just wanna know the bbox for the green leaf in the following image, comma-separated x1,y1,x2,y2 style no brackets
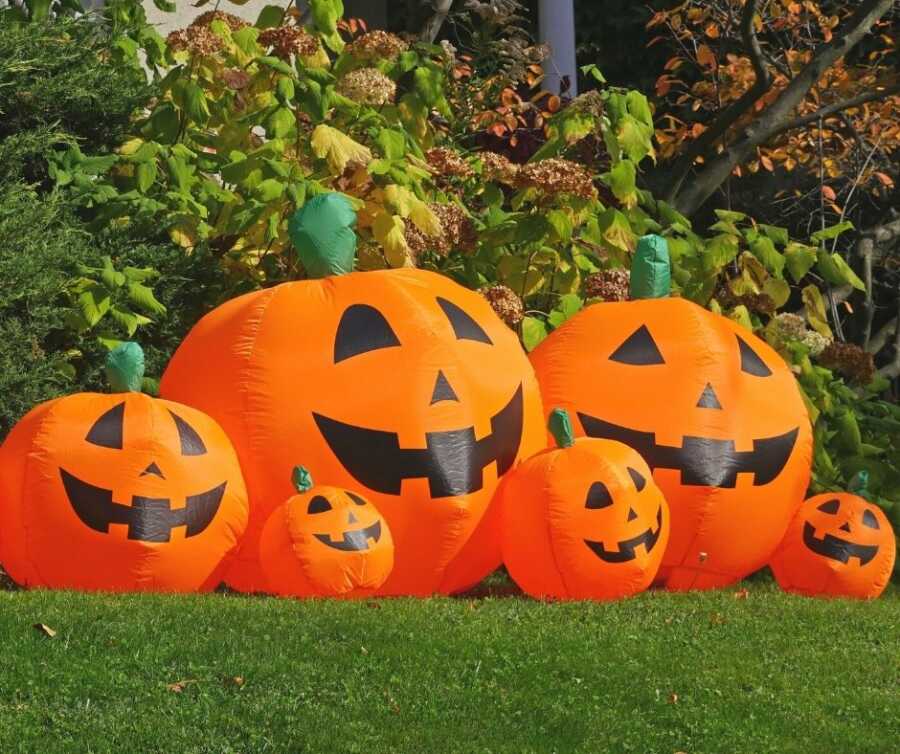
256,4,286,28
257,56,296,77
276,76,295,103
702,234,739,273
376,129,407,160
28,0,52,21
580,64,606,84
759,224,789,246
625,90,653,128
802,284,832,338
616,114,654,163
100,257,125,289
816,250,865,291
749,236,785,277
127,283,167,316
548,294,583,328
265,107,295,139
546,210,573,244
254,178,286,202
810,221,854,244
77,284,111,328
714,209,747,223
604,159,637,208
522,316,548,352
515,214,551,245
728,304,753,332
136,160,157,193
413,66,443,108
152,0,176,10
173,80,210,125
597,208,636,252
763,277,791,308
784,242,818,282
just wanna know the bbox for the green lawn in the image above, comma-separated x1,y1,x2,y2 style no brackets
0,575,897,754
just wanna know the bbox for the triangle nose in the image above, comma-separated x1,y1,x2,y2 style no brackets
696,383,722,409
140,461,165,479
348,511,358,525
430,370,459,404
627,507,638,522
839,522,851,532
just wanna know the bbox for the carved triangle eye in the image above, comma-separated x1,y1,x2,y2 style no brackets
585,481,613,509
169,411,207,456
86,403,125,449
817,499,840,514
738,335,772,376
609,325,665,365
437,297,493,344
334,304,401,363
627,467,646,491
862,509,880,530
307,495,332,514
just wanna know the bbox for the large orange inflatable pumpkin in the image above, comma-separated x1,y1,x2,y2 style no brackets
529,236,813,591
0,344,248,592
259,466,394,597
501,408,669,600
770,491,895,599
161,195,544,595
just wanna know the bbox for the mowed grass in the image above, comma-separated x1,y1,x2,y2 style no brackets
0,575,897,754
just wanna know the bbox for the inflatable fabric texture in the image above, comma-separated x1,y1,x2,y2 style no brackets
259,471,394,597
0,392,249,592
161,268,545,595
288,193,357,278
629,234,671,300
770,493,895,599
501,409,670,600
529,296,813,591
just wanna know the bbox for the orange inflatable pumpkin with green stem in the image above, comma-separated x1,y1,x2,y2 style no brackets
530,235,813,591
259,465,394,597
0,343,249,592
161,193,545,595
501,408,670,600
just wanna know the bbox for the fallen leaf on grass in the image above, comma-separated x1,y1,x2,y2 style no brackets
33,623,56,638
709,612,726,625
668,692,679,704
223,676,245,689
733,588,749,600
166,679,198,693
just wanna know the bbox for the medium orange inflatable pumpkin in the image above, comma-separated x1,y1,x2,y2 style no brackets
530,236,812,591
770,491,895,599
161,197,544,595
0,344,248,592
259,466,393,597
501,409,670,600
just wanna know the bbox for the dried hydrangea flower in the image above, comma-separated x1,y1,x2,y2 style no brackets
258,26,319,60
481,284,524,327
515,158,596,199
166,26,224,56
480,151,519,184
221,68,251,90
336,68,397,106
584,268,630,302
345,30,408,62
426,148,474,179
430,202,477,253
190,10,249,32
818,341,875,384
771,312,808,340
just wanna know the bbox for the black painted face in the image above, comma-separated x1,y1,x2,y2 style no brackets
579,327,798,488
59,403,226,543
802,498,881,565
307,492,384,551
582,468,665,563
314,297,524,498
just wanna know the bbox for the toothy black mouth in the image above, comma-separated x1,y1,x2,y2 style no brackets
584,507,664,563
578,413,799,488
802,522,878,565
313,384,524,498
60,469,225,543
314,520,383,551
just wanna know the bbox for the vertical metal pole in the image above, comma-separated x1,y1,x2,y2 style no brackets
538,0,578,96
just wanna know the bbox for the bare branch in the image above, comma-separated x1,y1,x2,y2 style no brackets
774,83,900,136
876,289,900,379
868,315,897,355
420,0,454,43
671,0,896,216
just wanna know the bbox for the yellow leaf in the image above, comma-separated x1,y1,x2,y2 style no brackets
373,212,413,268
169,222,198,249
383,185,442,236
118,138,144,156
310,124,372,174
802,284,833,338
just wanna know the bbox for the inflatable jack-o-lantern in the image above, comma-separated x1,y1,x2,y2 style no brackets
0,344,248,592
770,487,895,599
260,466,394,597
530,236,813,591
161,194,545,595
501,408,670,600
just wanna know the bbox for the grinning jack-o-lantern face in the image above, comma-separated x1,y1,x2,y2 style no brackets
530,296,812,591
770,493,896,599
501,410,671,600
0,392,248,592
162,269,545,595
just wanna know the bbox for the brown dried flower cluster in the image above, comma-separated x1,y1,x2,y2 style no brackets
584,268,630,302
818,341,876,385
258,26,319,60
480,151,519,184
166,26,224,56
426,148,474,179
431,203,477,253
569,90,605,119
336,68,397,106
345,31,408,62
515,158,596,199
719,289,776,316
191,10,249,32
481,285,524,328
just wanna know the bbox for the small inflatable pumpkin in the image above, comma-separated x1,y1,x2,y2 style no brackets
530,236,812,591
770,488,895,599
501,408,670,600
161,194,545,595
259,466,394,597
0,344,248,592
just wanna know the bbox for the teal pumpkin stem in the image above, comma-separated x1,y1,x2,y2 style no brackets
548,408,575,449
292,465,314,494
288,192,358,279
848,470,870,499
630,233,671,300
105,342,145,393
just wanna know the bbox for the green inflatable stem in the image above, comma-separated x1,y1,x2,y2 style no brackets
848,470,870,499
292,465,314,494
630,234,671,300
288,192,358,279
549,408,575,449
105,342,145,393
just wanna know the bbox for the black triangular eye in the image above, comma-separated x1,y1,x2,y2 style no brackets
307,495,332,514
346,492,367,507
169,411,207,456
627,467,646,491
817,499,840,514
436,297,492,344
609,325,664,365
334,304,401,363
585,481,613,509
738,335,772,376
86,402,125,449
862,509,880,530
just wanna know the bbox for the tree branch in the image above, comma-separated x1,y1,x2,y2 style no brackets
661,0,771,202
774,83,900,136
420,0,454,43
670,0,896,217
876,287,900,379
